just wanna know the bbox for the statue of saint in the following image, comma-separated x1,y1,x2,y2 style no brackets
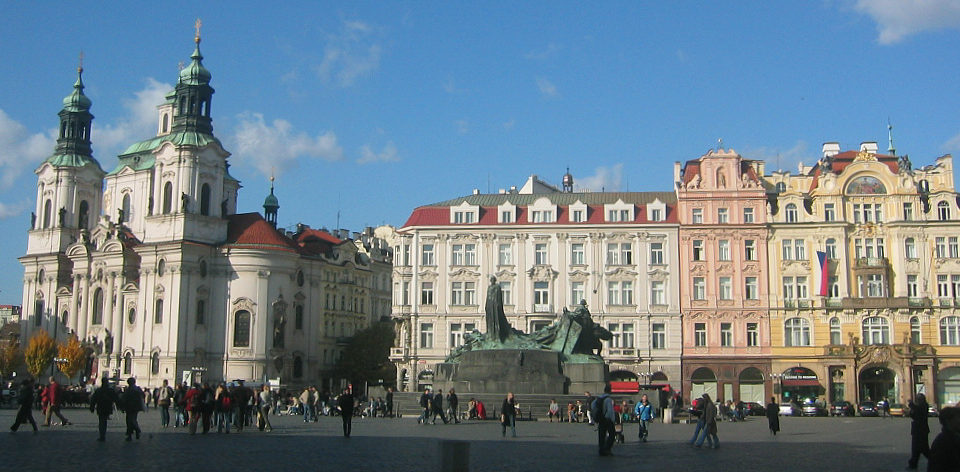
58,207,67,227
484,276,511,344
272,299,287,348
104,329,114,353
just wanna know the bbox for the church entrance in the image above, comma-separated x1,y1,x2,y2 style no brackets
859,366,897,403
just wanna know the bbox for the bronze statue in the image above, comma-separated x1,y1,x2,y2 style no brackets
484,276,511,343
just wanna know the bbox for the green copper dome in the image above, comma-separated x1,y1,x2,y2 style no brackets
62,69,92,112
179,44,211,86
264,188,279,209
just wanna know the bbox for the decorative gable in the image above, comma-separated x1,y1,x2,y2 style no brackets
604,199,634,222
450,201,479,224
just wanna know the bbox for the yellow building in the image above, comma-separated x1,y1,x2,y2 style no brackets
766,140,960,408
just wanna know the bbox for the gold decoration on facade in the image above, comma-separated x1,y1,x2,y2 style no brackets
854,150,877,162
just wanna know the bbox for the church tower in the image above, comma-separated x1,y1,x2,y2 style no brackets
264,176,279,228
22,62,105,333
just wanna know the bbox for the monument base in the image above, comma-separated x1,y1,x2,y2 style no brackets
434,350,567,394
564,362,609,395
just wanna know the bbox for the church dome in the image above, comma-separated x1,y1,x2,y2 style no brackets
179,44,211,86
62,69,92,112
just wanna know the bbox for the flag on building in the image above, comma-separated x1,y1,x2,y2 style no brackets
816,251,829,296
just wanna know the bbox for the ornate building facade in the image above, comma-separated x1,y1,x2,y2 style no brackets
385,174,683,392
765,141,960,407
675,149,772,404
19,34,391,389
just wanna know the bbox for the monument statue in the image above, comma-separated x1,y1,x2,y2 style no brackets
484,276,512,343
534,300,613,357
104,329,114,354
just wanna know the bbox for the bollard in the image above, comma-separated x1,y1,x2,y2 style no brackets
439,439,470,472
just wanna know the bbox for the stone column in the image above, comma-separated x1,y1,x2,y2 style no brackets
111,276,123,356
78,275,90,340
104,273,115,338
69,275,80,333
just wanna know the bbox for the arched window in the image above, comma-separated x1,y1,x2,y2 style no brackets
785,203,798,223
33,298,44,327
60,310,68,325
784,317,811,347
904,238,917,259
938,201,951,221
829,317,841,345
179,96,186,114
42,199,52,228
161,114,169,133
941,316,960,346
157,259,165,276
775,182,786,193
199,260,207,278
233,310,251,347
200,183,211,216
825,238,837,259
92,287,104,325
910,316,922,344
295,304,304,330
196,299,205,326
121,194,131,223
127,307,136,325
862,316,890,345
154,298,163,324
162,182,173,214
78,200,89,229
151,352,160,375
293,356,303,378
123,352,132,375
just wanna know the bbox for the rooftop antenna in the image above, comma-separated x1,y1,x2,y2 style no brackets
336,193,341,230
887,119,896,156
776,153,782,172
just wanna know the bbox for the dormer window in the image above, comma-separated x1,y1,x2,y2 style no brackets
785,203,798,223
569,200,588,223
454,211,474,223
450,201,479,224
604,199,634,222
647,198,666,222
498,201,516,224
528,197,557,223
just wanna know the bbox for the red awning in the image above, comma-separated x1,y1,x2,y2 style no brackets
782,379,820,387
610,381,639,393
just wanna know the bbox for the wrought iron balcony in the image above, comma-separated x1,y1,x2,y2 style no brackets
854,257,889,269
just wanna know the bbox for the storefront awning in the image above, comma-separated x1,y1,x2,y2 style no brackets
610,381,639,393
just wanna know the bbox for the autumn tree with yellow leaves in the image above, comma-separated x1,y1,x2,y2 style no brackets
24,329,57,379
0,342,22,379
57,334,87,381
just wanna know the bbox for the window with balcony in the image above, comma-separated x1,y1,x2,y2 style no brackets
938,201,950,221
607,281,634,305
693,240,704,261
745,239,757,261
420,282,434,305
652,323,666,349
830,317,841,345
693,277,706,300
498,243,512,265
825,238,838,260
420,323,434,348
718,208,729,224
910,316,921,344
785,317,811,346
747,322,759,347
903,202,913,221
719,277,733,300
606,243,633,265
745,277,758,300
783,276,808,301
421,244,435,266
828,277,840,298
500,281,512,305
692,208,703,224
785,204,798,222
571,281,585,305
941,316,960,345
533,281,550,311
862,316,889,345
795,239,806,260
534,243,548,265
720,323,733,347
694,323,707,347
650,281,665,305
853,203,883,223
743,207,755,223
904,238,917,259
824,203,836,222
858,274,885,298
571,243,585,265
649,242,664,265
718,240,730,261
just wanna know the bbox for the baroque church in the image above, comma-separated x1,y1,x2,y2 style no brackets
19,31,392,389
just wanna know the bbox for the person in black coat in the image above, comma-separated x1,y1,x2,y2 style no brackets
927,406,960,472
766,396,780,436
337,388,355,437
90,377,121,441
432,391,448,424
9,378,38,433
385,387,394,418
120,377,144,441
447,388,460,423
907,394,930,469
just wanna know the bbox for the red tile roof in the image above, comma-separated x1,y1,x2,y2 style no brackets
402,202,677,228
809,151,899,192
295,228,342,256
225,213,300,253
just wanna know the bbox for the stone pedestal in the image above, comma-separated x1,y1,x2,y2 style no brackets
564,362,609,395
434,350,567,394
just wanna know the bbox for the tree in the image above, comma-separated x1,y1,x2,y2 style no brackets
0,342,23,379
24,329,56,379
334,322,396,388
57,334,87,381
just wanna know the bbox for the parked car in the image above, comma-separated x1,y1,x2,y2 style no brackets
802,403,828,417
831,401,855,417
744,402,766,416
779,403,801,416
888,403,906,417
928,405,939,417
858,401,879,417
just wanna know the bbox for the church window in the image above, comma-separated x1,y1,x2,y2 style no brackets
200,183,211,216
196,299,205,326
295,305,304,330
161,114,169,133
127,307,136,325
43,199,52,228
154,298,163,324
233,310,251,347
157,259,165,276
123,352,132,375
162,182,173,214
92,288,104,325
78,200,89,229
293,356,303,378
121,194,131,223
151,352,160,375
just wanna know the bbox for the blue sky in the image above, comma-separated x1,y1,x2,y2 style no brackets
2,0,960,304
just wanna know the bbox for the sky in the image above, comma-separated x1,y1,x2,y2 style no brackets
2,0,960,305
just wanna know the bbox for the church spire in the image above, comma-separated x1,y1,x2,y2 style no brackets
264,175,280,228
51,54,95,164
172,19,215,135
887,120,896,156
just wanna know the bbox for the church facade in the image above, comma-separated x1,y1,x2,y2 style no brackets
19,34,391,389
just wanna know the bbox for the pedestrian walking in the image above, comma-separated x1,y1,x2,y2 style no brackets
694,393,719,449
89,377,121,441
417,387,431,424
173,382,187,427
928,406,960,472
300,387,313,423
200,382,215,433
500,392,518,438
257,385,273,432
9,378,38,434
447,388,460,423
688,396,705,445
120,377,144,441
157,379,174,428
432,390,448,424
185,383,202,435
593,384,616,455
906,394,930,469
337,387,354,437
42,377,71,426
385,387,394,418
635,394,655,442
215,382,232,433
766,396,780,436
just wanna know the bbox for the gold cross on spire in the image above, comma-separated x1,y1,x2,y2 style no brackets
78,50,84,73
195,18,202,43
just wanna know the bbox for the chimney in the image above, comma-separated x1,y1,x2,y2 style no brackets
472,188,480,195
860,142,878,153
822,142,840,158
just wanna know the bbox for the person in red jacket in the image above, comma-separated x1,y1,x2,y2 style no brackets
184,383,202,435
42,377,71,426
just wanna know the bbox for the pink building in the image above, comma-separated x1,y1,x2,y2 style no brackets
675,149,772,405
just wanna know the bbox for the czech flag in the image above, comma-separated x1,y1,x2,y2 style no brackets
816,251,829,296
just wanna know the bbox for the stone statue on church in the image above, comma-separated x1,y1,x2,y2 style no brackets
104,329,113,354
31,212,36,229
484,276,511,344
273,300,287,349
58,207,67,227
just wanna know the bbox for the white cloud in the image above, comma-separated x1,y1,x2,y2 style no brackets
0,109,55,188
575,164,624,192
0,200,32,220
536,77,559,98
943,130,960,153
854,0,960,44
455,119,469,135
231,112,343,176
357,141,398,164
95,78,172,156
316,20,383,87
525,42,561,61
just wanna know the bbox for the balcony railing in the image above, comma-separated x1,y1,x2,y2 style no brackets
824,298,843,308
533,304,553,313
854,257,888,269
